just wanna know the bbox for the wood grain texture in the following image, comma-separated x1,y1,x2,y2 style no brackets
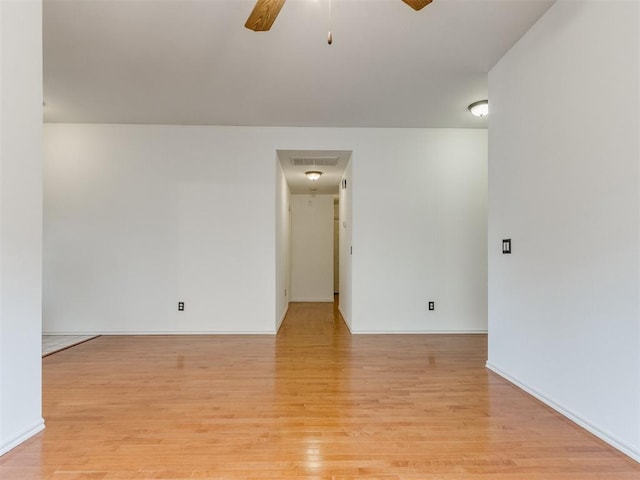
401,0,433,11
245,0,286,31
2,300,639,479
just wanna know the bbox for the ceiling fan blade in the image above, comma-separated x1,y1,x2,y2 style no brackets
401,0,433,11
245,0,286,31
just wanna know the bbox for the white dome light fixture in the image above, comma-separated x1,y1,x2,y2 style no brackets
305,171,323,181
468,100,489,118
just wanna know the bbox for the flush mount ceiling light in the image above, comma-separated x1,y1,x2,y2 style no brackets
305,171,323,181
468,100,489,118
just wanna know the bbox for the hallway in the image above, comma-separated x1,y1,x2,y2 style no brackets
1,302,638,479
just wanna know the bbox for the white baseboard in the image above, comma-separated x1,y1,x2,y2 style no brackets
486,362,640,463
276,304,289,332
333,308,481,336
44,330,277,335
338,306,352,333
0,418,45,457
351,330,488,334
43,331,102,336
44,328,486,336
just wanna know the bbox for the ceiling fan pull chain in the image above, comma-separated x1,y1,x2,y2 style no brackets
328,0,333,45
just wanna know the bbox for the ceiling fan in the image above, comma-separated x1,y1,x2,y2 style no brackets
245,0,433,32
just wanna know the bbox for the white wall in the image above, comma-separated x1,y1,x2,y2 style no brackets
44,125,487,334
0,0,44,455
44,125,277,334
339,158,353,328
290,194,334,302
351,130,488,333
488,0,640,461
333,199,339,294
275,160,290,328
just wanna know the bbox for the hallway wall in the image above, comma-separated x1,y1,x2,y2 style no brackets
275,160,291,329
338,159,353,328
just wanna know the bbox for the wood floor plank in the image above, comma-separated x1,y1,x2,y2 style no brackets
1,300,639,479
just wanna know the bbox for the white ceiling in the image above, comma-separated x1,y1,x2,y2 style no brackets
43,0,554,128
278,149,352,194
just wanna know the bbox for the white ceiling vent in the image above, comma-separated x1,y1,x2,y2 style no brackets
291,157,339,167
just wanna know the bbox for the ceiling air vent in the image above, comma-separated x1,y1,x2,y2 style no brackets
291,157,339,167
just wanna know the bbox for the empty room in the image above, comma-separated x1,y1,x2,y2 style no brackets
1,0,640,478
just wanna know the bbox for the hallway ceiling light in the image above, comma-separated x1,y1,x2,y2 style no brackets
305,171,323,181
468,100,489,118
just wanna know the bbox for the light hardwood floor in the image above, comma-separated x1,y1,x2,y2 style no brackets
2,301,640,479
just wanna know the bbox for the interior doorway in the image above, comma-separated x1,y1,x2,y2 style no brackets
275,149,352,330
